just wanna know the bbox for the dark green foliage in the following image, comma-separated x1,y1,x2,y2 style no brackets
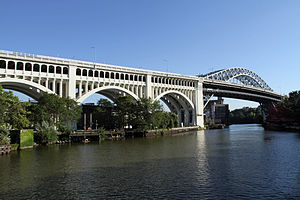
229,107,263,124
94,96,178,132
35,121,58,144
29,93,82,131
0,85,30,144
282,90,300,122
0,86,29,130
95,99,116,130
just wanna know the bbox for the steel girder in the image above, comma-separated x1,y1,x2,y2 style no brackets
202,67,272,91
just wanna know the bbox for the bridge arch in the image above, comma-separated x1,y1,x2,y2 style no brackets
154,90,194,110
0,78,54,100
154,90,195,126
203,67,272,91
77,85,139,104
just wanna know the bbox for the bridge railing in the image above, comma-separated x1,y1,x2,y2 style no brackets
0,50,199,80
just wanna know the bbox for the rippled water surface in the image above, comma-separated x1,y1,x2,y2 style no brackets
1,124,300,199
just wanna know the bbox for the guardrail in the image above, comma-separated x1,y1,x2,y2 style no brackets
0,50,197,79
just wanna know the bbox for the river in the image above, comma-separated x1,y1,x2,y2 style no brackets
1,124,300,199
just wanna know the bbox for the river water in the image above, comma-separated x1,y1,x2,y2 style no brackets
1,124,300,199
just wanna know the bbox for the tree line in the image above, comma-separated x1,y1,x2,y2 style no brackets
0,86,82,145
229,106,263,124
229,90,300,124
277,90,300,122
94,96,178,133
0,85,178,145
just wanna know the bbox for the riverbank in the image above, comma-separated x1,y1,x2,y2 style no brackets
69,126,200,142
145,126,199,137
263,122,300,132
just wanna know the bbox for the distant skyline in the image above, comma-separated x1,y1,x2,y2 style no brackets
1,0,299,110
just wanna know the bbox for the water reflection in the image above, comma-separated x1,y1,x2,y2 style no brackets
1,124,300,199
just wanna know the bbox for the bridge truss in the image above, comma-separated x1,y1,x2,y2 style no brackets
201,67,272,91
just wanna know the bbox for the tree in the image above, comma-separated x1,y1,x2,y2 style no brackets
114,96,135,129
30,93,82,130
0,86,30,130
35,121,58,144
0,86,30,144
93,96,179,133
133,98,163,131
229,106,263,124
282,90,300,122
95,99,115,129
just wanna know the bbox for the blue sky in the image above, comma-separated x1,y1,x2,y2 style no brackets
1,0,299,110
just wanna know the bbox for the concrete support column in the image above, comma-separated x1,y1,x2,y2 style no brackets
67,66,76,99
79,81,82,98
145,74,152,99
52,79,56,94
84,113,87,130
158,87,162,97
5,60,7,73
195,79,204,128
85,82,88,94
139,86,143,98
31,62,33,75
59,80,63,97
90,113,93,129
45,79,48,89
134,86,137,96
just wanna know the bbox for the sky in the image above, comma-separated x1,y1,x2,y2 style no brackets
1,0,299,110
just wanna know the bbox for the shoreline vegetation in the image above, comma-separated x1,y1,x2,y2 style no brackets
0,85,186,151
228,90,300,132
1,86,299,153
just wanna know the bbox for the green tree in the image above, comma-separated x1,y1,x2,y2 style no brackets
114,96,135,129
133,98,163,131
95,98,115,129
93,96,179,133
35,121,58,144
229,106,263,124
0,86,30,130
30,93,82,130
0,86,30,144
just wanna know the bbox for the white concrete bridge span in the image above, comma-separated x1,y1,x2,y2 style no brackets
0,50,283,128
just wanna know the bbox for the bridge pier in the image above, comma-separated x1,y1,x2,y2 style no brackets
67,65,76,99
195,81,204,128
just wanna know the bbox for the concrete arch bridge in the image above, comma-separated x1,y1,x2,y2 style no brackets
0,50,282,127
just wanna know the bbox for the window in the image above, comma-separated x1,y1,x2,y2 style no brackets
33,64,40,72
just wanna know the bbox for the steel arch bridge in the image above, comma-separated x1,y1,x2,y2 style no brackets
201,67,272,91
0,50,283,128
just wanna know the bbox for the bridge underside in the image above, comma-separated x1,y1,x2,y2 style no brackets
158,93,194,126
203,83,282,103
86,90,195,127
0,80,54,100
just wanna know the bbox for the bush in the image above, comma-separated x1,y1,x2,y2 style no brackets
0,134,10,145
58,126,72,141
97,127,106,139
35,121,58,144
0,124,11,145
